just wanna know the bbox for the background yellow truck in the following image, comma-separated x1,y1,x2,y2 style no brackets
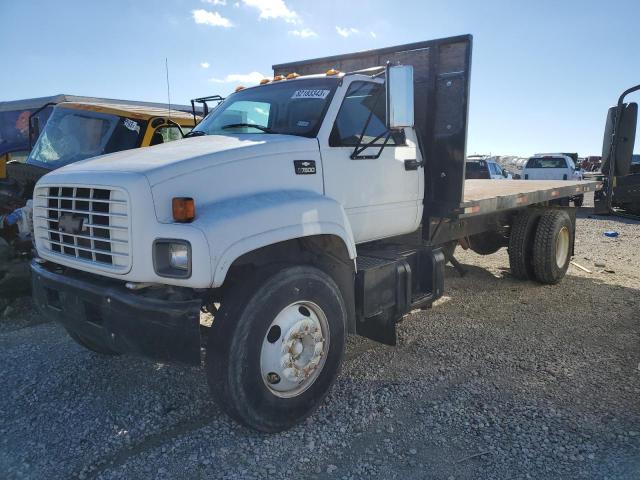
1,101,198,297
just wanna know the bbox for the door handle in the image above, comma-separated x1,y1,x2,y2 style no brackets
404,159,422,171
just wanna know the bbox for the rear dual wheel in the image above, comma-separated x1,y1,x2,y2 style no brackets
206,265,347,432
509,209,572,284
532,210,572,284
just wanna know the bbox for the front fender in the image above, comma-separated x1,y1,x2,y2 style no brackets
191,190,356,287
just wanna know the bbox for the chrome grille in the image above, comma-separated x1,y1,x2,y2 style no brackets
33,186,131,272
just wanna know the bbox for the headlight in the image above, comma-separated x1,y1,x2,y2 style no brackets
153,239,191,278
169,243,189,270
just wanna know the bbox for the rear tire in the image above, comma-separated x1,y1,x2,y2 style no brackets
532,210,572,284
65,328,120,356
508,210,539,280
206,265,347,432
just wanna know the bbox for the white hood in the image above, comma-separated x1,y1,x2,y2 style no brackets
46,134,318,186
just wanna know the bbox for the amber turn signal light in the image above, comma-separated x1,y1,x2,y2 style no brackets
286,72,299,79
172,197,195,223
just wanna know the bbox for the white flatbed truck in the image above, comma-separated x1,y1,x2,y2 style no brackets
30,35,598,431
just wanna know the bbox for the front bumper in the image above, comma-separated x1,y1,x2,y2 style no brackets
31,261,202,365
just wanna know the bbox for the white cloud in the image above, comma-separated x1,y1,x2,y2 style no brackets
289,28,317,38
242,0,298,23
201,0,227,5
336,26,359,38
192,9,233,28
370,31,377,38
210,71,266,85
200,62,210,69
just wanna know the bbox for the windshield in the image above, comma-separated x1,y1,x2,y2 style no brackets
27,107,145,169
193,78,338,138
526,157,567,169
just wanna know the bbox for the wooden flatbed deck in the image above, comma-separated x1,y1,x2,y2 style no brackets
457,179,600,217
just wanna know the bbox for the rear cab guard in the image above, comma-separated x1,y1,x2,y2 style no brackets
31,261,202,365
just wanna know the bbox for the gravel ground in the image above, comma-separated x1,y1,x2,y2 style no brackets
1,197,639,480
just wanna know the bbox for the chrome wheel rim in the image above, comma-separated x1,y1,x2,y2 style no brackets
555,226,570,268
260,301,330,398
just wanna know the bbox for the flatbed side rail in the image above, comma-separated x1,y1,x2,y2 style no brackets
451,179,600,219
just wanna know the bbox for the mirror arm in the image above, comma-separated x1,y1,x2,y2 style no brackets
350,131,391,160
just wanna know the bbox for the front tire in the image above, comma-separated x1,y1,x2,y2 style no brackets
206,265,347,432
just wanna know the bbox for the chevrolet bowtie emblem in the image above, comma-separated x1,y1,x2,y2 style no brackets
58,214,85,235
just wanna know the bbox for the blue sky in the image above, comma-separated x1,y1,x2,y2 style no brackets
1,0,638,156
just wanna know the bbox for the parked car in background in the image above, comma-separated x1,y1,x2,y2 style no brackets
465,157,512,179
522,154,584,206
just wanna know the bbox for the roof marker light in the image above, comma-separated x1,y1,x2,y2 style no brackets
235,85,245,92
286,72,300,79
326,68,340,76
273,75,285,81
260,78,271,85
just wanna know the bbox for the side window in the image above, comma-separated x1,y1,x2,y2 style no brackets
105,117,147,153
330,81,405,147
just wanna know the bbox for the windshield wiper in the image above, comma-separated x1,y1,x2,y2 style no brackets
184,130,207,138
221,123,273,133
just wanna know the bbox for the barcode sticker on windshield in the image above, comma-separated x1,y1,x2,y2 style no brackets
291,89,330,100
123,118,140,133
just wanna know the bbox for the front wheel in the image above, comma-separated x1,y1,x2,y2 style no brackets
206,265,347,432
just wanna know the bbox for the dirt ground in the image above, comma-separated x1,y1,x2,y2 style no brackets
1,197,639,479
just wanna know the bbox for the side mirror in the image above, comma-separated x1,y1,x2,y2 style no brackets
601,102,637,177
386,64,414,129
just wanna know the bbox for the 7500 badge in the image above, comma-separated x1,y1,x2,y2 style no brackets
294,160,317,175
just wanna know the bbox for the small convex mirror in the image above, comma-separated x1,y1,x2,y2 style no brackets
386,64,415,129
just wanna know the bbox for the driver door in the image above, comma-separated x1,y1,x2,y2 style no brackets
319,80,422,243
